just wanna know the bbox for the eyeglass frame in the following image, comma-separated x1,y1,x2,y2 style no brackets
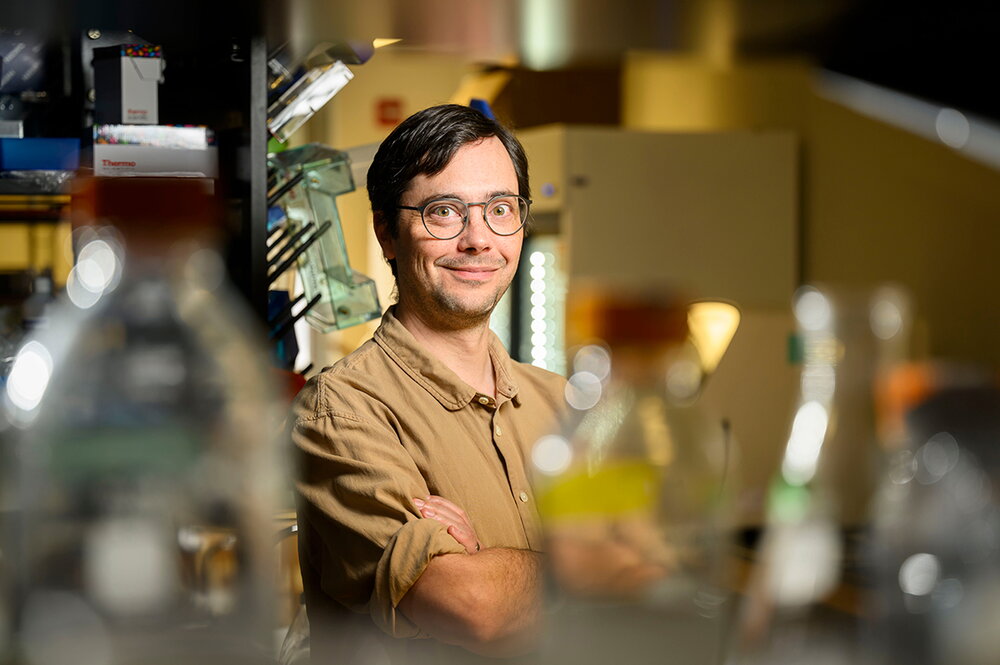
396,194,532,240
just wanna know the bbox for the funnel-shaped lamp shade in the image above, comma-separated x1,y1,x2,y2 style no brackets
688,300,741,375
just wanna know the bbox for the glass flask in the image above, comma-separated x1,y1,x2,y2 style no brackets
533,287,735,665
868,365,1000,665
1,177,283,665
730,285,911,665
267,144,380,333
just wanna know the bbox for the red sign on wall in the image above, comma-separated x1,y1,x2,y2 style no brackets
376,98,404,127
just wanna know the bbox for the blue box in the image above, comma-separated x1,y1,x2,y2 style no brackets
0,138,80,171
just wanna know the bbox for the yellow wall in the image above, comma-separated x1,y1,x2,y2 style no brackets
291,47,473,366
623,52,812,132
804,94,1000,366
623,50,1000,366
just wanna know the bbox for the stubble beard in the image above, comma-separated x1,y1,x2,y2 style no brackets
401,272,514,332
430,278,511,330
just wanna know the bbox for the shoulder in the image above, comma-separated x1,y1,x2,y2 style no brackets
293,337,394,423
509,361,566,410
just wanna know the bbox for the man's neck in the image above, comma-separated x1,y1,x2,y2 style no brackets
394,304,497,397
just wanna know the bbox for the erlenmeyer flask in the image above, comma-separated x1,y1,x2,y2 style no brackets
1,177,283,665
731,284,911,665
533,287,734,665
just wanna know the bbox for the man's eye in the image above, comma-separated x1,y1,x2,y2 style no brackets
490,203,511,217
428,204,460,218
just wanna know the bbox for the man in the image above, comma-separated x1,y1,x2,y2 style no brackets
293,104,566,664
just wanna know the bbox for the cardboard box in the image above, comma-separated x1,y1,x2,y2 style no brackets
93,44,162,125
93,125,217,177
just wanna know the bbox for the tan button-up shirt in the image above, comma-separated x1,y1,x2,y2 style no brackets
293,307,566,651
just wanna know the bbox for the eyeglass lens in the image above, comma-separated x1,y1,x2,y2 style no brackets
423,196,527,238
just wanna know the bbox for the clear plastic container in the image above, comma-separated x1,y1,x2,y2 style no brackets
1,177,284,665
268,144,381,332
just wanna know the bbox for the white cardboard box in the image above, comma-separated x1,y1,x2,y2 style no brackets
93,44,162,125
93,125,218,177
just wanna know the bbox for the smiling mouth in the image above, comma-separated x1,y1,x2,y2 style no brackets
446,266,498,280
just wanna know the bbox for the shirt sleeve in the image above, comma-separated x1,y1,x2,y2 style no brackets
293,376,466,638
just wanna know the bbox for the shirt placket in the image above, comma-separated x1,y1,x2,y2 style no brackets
474,392,543,549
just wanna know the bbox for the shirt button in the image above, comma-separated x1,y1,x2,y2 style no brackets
495,425,503,436
478,396,490,405
518,491,529,503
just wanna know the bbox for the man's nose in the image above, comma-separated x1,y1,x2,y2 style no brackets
456,204,492,251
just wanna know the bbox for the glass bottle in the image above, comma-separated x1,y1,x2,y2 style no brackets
1,177,283,665
533,287,734,665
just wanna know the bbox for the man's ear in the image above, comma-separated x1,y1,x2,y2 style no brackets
373,211,396,261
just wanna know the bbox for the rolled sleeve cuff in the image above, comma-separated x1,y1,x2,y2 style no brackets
370,517,466,638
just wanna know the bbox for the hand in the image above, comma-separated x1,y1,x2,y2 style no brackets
414,495,480,555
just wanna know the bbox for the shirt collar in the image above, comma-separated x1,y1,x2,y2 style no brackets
373,306,520,411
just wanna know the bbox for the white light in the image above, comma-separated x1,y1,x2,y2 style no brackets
936,108,971,149
781,401,829,485
530,251,545,266
573,345,611,381
531,346,547,360
75,239,120,294
75,258,105,292
531,319,548,334
918,432,961,484
870,299,903,340
794,288,832,332
666,358,702,401
530,332,547,347
530,292,546,307
521,0,571,70
65,266,102,310
532,435,573,475
530,279,546,293
565,371,602,410
800,365,836,402
531,305,547,320
6,341,53,412
899,553,940,596
532,359,548,369
530,265,546,280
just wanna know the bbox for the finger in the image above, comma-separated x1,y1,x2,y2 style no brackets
421,507,462,531
425,499,472,528
426,512,476,553
447,524,479,555
424,495,468,518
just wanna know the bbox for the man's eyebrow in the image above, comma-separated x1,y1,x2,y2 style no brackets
416,190,517,206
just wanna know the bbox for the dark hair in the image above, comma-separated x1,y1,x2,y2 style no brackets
367,104,530,276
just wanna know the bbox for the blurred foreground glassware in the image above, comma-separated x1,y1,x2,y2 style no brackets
268,144,381,332
869,363,1000,665
1,178,283,665
730,285,911,665
533,287,736,665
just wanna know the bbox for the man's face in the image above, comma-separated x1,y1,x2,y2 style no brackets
376,136,523,330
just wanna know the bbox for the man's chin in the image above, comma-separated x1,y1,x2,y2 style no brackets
434,293,502,325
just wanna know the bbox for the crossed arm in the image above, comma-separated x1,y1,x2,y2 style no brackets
397,496,543,657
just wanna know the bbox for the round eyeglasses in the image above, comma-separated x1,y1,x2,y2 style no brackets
397,194,531,240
